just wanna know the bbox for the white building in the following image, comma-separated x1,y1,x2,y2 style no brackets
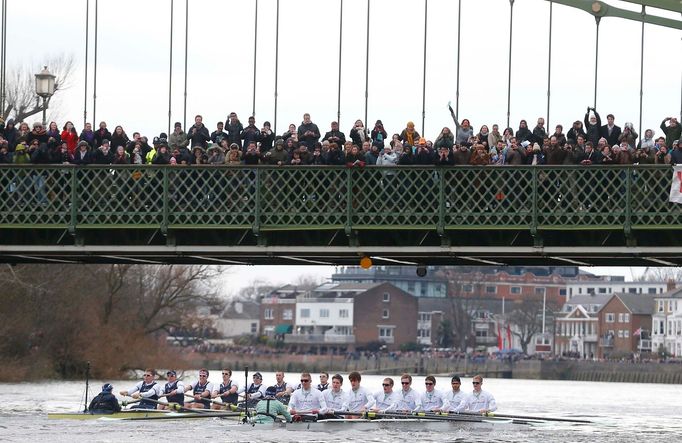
213,300,260,338
554,294,611,358
565,278,668,301
652,289,682,357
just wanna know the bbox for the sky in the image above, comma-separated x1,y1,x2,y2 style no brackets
3,0,680,294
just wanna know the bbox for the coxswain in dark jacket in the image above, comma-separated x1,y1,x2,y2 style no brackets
89,384,121,413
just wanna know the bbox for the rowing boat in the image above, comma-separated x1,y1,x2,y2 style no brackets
47,410,178,420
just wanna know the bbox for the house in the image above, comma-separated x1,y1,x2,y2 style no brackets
331,265,448,298
283,282,418,352
566,276,668,301
554,293,611,359
260,285,301,338
213,300,260,338
652,288,682,357
597,293,656,358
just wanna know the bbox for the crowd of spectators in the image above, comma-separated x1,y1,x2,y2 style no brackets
0,108,680,168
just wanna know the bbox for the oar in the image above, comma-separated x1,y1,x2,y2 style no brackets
121,398,142,408
459,411,592,424
183,393,244,409
365,410,531,425
122,396,212,414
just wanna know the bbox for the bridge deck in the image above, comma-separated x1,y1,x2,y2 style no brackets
1,164,680,266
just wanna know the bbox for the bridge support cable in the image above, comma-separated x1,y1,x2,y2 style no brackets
183,0,188,130
273,0,280,134
167,0,174,136
506,0,514,129
455,0,461,117
337,0,343,127
92,0,98,127
638,5,645,139
83,0,89,127
593,16,600,109
252,0,258,118
421,0,428,135
546,1,553,129
363,0,370,130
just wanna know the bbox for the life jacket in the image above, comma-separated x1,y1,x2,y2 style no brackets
164,380,184,405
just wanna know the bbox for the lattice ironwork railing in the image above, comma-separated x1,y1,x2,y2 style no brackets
0,165,679,231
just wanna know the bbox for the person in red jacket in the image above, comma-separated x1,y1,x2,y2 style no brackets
60,121,79,155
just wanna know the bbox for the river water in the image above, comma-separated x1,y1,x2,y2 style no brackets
1,371,680,442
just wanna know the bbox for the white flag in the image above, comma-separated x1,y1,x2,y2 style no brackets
669,166,682,204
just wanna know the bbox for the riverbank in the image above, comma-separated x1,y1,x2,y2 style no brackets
196,354,682,384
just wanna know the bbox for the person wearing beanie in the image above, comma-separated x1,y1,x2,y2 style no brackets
88,383,121,413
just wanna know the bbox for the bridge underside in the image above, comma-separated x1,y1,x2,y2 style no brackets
2,165,682,266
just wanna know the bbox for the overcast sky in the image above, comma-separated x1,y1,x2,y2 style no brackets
5,0,680,293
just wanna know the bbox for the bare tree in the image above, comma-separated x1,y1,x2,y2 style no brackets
635,267,682,285
2,54,76,122
507,295,559,354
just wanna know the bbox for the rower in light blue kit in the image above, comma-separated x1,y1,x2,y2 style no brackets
345,371,374,414
322,373,348,417
396,373,421,412
288,372,328,415
418,375,447,412
371,377,399,412
459,375,497,414
444,375,466,413
119,368,164,409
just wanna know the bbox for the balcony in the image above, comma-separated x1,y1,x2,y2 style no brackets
284,334,355,344
599,338,614,347
476,336,499,346
638,339,652,351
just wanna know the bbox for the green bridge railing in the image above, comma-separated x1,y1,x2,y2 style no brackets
0,164,680,255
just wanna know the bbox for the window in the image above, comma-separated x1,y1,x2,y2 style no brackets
648,288,657,294
628,288,637,294
383,293,391,303
618,330,624,338
535,287,546,295
382,309,390,319
301,308,310,318
407,281,415,293
419,313,431,322
618,313,624,323
339,309,349,318
250,322,258,334
420,285,427,296
587,288,595,295
598,288,607,294
623,313,630,323
418,328,431,338
475,330,488,337
283,309,293,320
624,329,630,338
511,286,521,295
264,308,274,320
320,308,330,318
462,284,473,293
658,300,664,312
378,328,394,338
485,286,497,294
560,289,567,296
578,288,582,294
605,313,615,323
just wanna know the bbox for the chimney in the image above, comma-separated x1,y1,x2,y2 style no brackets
667,279,676,292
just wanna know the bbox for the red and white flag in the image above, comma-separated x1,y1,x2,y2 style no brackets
633,328,642,336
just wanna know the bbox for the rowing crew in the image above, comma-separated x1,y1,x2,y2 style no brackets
104,368,495,417
286,372,496,416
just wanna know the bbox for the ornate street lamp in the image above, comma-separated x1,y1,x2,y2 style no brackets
34,66,56,126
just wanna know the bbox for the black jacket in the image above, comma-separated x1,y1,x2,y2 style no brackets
89,392,121,413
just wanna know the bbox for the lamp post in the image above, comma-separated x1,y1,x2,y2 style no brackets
34,66,56,126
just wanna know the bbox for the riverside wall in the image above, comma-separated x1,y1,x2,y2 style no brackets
200,354,682,384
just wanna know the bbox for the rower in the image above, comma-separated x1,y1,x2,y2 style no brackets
289,372,328,416
345,371,374,414
211,368,239,410
396,373,421,412
418,375,446,413
321,374,347,418
240,372,267,407
273,371,293,405
459,375,497,414
158,370,185,410
317,372,330,392
254,387,292,424
371,378,398,413
88,383,121,414
184,368,214,409
444,376,466,413
119,369,164,410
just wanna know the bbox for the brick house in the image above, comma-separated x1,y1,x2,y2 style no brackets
260,285,300,338
597,293,656,358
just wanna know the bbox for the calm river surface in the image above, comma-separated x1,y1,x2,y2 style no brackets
1,371,680,442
